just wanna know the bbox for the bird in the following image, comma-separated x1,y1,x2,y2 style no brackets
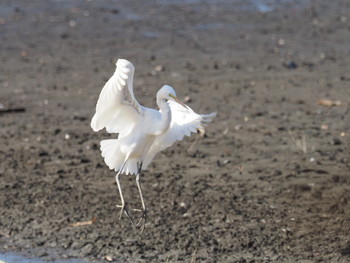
91,59,216,231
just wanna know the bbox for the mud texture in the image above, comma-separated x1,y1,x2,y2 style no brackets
0,0,350,262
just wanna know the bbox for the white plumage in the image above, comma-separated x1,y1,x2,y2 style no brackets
90,59,215,230
91,59,215,175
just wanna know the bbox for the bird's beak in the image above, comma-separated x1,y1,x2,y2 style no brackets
169,94,188,109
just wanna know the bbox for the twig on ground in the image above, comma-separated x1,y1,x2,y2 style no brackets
191,248,197,263
69,217,97,227
0,107,26,114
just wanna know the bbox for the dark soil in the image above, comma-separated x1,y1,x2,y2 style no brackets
1,0,350,262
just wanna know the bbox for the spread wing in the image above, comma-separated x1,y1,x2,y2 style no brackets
91,59,144,137
143,101,216,168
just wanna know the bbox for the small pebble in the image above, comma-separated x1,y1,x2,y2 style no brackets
222,128,229,135
321,124,328,130
184,95,191,103
284,61,298,69
278,38,285,46
234,124,242,130
222,159,230,165
105,255,113,262
69,20,76,27
154,65,164,72
331,138,342,145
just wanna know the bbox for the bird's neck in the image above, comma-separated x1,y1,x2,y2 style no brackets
155,98,172,135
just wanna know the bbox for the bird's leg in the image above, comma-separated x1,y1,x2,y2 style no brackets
115,165,135,227
135,162,147,232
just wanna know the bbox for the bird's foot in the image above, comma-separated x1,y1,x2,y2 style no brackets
116,203,135,227
136,209,147,233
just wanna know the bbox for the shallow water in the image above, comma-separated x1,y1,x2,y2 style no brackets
155,0,308,12
0,0,309,15
0,251,90,263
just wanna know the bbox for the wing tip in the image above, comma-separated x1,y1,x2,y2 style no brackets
116,59,135,71
201,111,217,123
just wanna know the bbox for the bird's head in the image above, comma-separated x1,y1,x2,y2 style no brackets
157,85,187,108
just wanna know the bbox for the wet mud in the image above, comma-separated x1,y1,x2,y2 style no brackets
0,0,350,262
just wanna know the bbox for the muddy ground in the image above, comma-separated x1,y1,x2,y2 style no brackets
0,0,350,262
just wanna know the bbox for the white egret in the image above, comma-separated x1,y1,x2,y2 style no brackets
91,59,216,231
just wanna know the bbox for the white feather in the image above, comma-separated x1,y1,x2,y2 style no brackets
91,59,216,175
142,101,216,168
90,59,144,136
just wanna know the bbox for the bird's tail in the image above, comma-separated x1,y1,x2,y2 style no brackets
100,139,139,175
100,139,123,170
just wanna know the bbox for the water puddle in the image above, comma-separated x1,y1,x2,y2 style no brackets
250,0,309,12
0,251,90,263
